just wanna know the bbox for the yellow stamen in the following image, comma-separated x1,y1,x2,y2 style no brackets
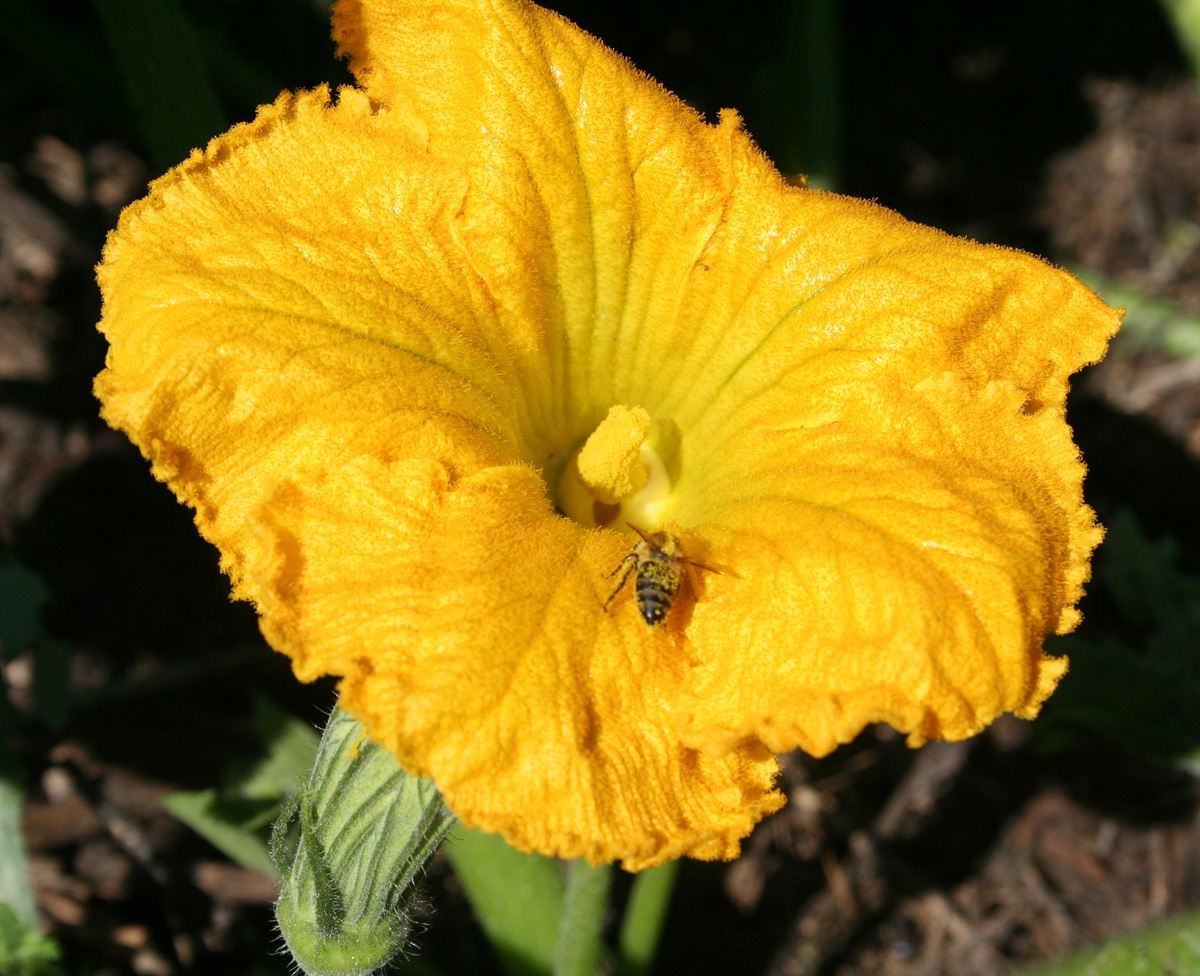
556,405,675,530
619,441,672,530
576,405,650,504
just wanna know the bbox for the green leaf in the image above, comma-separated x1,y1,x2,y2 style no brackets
1042,634,1200,758
0,778,36,929
0,0,120,110
192,23,285,109
1017,909,1200,975
32,641,71,734
90,0,225,172
0,903,63,976
1039,511,1200,762
443,827,565,976
1075,269,1200,359
1160,0,1200,85
160,789,277,877
160,698,319,877
0,561,46,663
1097,513,1200,640
0,560,73,732
773,0,842,189
237,698,320,800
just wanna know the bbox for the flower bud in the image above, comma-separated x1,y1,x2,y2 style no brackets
272,705,455,976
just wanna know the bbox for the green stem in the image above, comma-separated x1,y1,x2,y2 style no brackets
616,861,678,976
552,860,613,976
444,827,564,976
778,0,842,189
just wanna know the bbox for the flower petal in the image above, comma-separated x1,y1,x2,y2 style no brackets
95,76,782,869
248,454,782,868
331,0,762,455
673,313,1117,756
96,0,1120,870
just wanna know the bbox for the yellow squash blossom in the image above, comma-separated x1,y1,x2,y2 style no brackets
96,0,1120,870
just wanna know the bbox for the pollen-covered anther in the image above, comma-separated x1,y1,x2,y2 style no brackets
576,405,651,504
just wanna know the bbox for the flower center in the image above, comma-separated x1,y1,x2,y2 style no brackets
556,405,674,530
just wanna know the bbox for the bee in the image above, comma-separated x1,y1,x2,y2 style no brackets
603,525,717,627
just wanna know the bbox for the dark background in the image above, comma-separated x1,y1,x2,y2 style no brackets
4,1,1200,974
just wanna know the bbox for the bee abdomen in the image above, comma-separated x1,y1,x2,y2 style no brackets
635,564,681,627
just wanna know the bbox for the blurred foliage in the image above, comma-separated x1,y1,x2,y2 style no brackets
0,905,62,976
1040,511,1200,764
0,556,74,739
0,779,36,931
1078,269,1200,359
90,0,225,172
1017,906,1200,975
0,561,46,665
753,0,841,187
1161,0,1200,82
161,697,318,877
0,559,63,969
0,0,347,176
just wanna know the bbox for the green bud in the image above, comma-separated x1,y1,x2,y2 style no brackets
272,705,455,976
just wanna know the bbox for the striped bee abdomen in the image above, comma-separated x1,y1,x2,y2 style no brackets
634,560,681,626
604,527,716,628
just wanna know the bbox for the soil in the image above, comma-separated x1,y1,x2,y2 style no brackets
5,2,1200,975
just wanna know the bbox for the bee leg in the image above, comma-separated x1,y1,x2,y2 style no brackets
603,557,637,611
604,552,637,580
